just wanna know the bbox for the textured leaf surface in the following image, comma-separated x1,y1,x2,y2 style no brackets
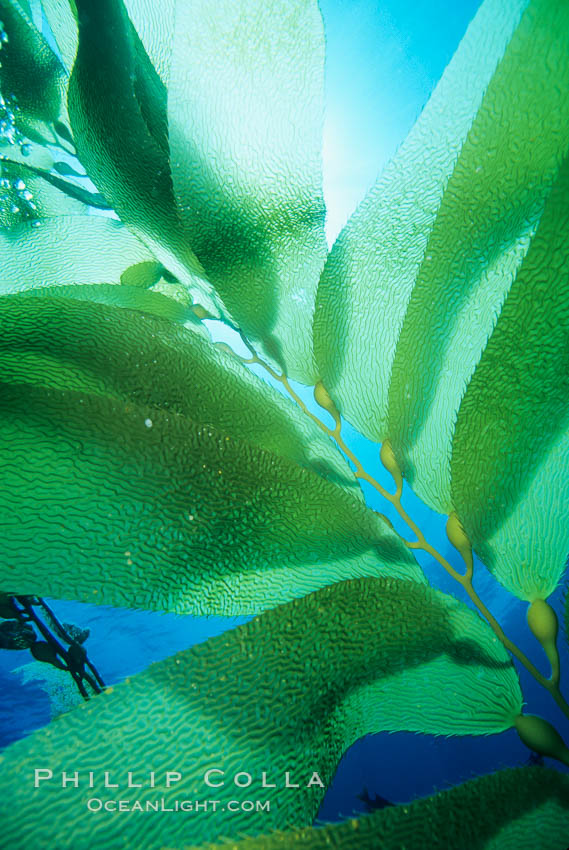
0,215,155,292
182,768,569,850
68,0,329,373
0,293,363,492
0,295,419,612
40,0,78,73
0,578,521,848
450,151,569,601
123,0,173,86
168,0,327,381
0,157,86,226
313,0,527,442
0,0,65,142
2,156,112,209
68,0,211,300
20,281,206,327
386,0,569,514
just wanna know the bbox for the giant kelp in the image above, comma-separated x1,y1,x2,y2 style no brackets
0,0,568,848
0,578,522,848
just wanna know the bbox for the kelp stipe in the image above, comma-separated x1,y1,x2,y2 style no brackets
0,0,568,848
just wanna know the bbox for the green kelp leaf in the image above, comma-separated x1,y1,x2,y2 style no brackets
385,0,569,515
13,0,31,13
465,426,569,603
0,216,157,292
11,282,204,328
0,0,65,143
450,153,569,602
0,297,419,612
0,157,87,225
181,768,569,850
168,0,327,382
52,159,83,176
40,0,78,73
16,0,40,26
123,0,174,86
0,578,521,849
67,0,212,305
2,156,112,209
0,139,54,170
0,294,366,496
313,0,528,439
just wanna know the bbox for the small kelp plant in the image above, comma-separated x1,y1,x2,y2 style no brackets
0,0,568,847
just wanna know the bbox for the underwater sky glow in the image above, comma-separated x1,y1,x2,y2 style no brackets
321,0,483,244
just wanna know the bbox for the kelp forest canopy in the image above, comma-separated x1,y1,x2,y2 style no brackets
0,0,568,848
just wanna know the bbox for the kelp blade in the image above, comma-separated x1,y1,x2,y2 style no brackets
18,281,205,327
0,295,420,613
168,0,327,381
385,0,569,515
0,0,65,143
0,157,203,318
450,150,569,601
0,157,88,226
39,0,78,73
313,0,527,442
0,293,362,495
68,0,328,380
179,768,569,850
0,216,156,291
68,0,211,301
464,426,569,602
0,167,208,322
123,0,173,86
0,578,522,848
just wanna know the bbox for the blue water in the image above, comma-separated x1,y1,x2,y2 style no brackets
320,0,483,244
